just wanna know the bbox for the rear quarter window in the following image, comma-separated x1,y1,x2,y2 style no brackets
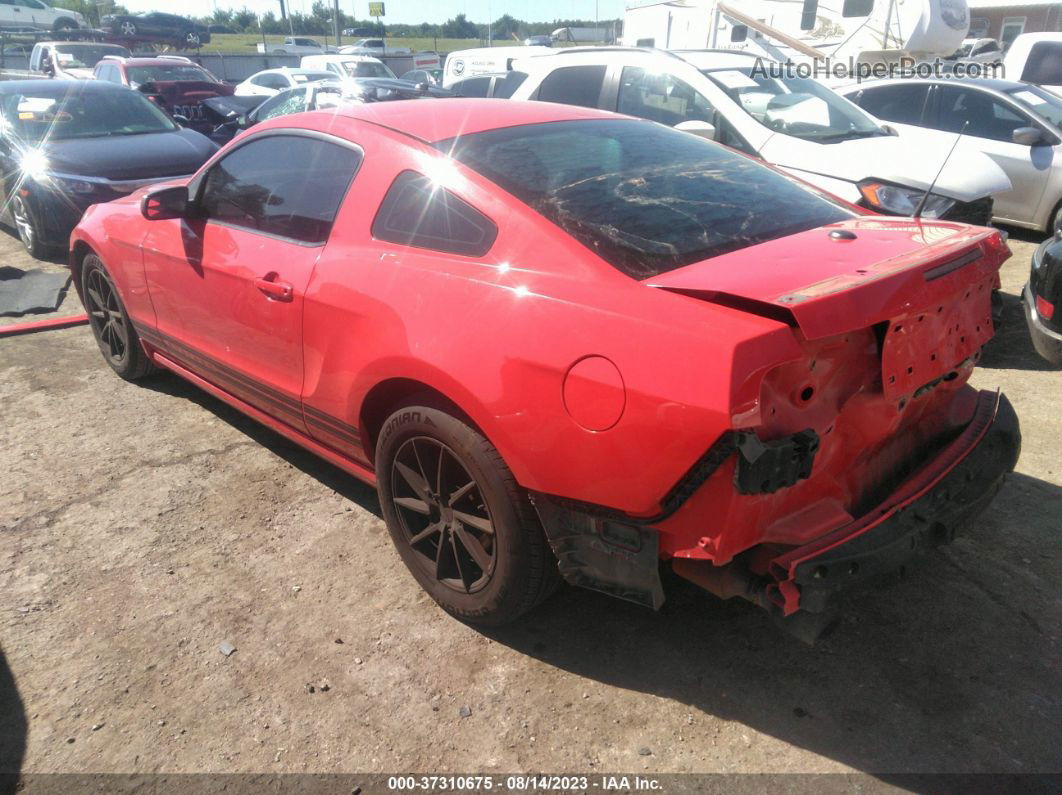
372,171,498,257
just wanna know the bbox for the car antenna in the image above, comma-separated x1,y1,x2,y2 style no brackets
914,121,969,219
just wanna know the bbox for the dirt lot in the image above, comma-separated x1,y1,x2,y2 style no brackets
0,225,1059,784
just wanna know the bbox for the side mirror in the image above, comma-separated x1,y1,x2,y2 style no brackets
881,124,900,136
675,119,718,141
730,25,748,43
141,185,189,221
237,113,252,129
172,114,190,127
1013,126,1045,146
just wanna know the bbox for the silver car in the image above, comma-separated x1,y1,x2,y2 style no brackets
843,77,1062,232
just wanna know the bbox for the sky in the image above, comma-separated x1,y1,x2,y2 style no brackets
121,1,627,26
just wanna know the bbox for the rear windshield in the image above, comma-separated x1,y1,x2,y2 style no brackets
53,44,129,68
440,119,853,280
128,65,218,86
340,61,395,79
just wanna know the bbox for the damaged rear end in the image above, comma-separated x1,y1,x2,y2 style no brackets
654,217,1020,637
539,218,1020,641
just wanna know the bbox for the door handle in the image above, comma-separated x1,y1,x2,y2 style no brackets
254,274,294,302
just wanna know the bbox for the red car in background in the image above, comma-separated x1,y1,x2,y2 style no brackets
92,55,234,136
69,100,1020,640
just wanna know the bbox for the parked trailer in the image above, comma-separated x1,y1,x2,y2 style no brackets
623,0,972,63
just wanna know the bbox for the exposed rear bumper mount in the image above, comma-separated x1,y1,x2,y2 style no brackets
766,390,1021,616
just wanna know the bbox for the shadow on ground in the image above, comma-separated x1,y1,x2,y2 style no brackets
140,373,382,517
0,648,26,792
139,367,1062,775
479,469,1062,775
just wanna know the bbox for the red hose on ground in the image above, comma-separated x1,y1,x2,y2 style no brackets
0,313,89,337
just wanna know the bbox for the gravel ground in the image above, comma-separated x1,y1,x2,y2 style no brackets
0,224,1059,783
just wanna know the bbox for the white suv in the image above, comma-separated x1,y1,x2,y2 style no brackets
508,48,1010,223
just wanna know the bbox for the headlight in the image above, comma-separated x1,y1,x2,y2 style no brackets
53,176,97,194
19,149,50,181
858,180,956,219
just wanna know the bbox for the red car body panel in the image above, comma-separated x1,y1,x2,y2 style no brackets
69,100,1017,620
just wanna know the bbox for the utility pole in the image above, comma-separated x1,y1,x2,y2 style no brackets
333,0,340,47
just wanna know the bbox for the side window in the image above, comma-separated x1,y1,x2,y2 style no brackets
938,86,1032,142
254,86,308,121
535,65,606,109
494,71,527,99
199,135,361,245
1022,41,1062,86
855,84,931,126
618,66,716,126
453,76,492,97
372,170,498,257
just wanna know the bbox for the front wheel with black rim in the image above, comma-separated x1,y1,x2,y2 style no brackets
81,254,155,381
11,195,47,260
376,404,561,626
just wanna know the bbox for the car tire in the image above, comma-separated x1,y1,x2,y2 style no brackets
120,21,137,37
53,18,76,32
10,194,48,260
184,31,201,48
376,403,561,626
81,254,156,381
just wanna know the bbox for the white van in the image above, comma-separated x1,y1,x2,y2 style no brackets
300,54,396,80
442,46,551,87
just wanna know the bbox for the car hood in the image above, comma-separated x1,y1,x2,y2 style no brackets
648,216,1007,343
759,126,1012,201
43,128,217,180
138,80,235,107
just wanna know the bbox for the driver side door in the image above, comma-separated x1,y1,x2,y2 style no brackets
140,132,363,429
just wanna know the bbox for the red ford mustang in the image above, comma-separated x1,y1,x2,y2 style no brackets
70,99,1020,639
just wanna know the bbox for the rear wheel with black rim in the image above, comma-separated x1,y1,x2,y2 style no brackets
376,404,561,625
81,254,156,381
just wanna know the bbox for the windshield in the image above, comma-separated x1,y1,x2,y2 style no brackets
1,88,178,142
53,44,129,69
340,61,396,79
442,119,853,280
1005,84,1062,127
128,65,218,86
703,67,885,142
294,72,334,83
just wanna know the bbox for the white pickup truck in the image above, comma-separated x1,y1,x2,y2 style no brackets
257,37,336,56
339,38,410,56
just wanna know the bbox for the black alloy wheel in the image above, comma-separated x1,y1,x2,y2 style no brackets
391,436,498,594
81,254,155,380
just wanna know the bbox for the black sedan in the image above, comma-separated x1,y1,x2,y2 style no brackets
100,12,210,49
0,81,217,258
1026,228,1062,366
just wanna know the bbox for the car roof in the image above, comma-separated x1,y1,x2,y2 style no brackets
840,76,1029,93
0,79,131,96
122,57,206,67
673,49,766,69
286,97,633,143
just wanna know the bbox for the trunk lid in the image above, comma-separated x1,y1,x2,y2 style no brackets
649,217,1009,400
